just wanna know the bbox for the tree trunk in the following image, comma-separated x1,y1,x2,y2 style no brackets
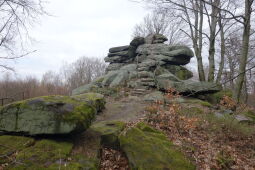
197,0,206,81
234,0,252,102
208,0,220,82
216,16,225,84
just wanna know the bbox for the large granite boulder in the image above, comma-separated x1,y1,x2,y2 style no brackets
157,79,222,95
0,93,105,135
137,44,194,65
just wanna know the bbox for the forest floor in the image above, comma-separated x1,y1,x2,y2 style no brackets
95,90,255,170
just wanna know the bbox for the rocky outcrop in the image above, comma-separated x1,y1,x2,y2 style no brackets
0,93,105,135
72,34,221,96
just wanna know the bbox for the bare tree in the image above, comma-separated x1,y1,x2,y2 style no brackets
132,9,189,45
0,0,46,71
234,0,254,102
62,56,107,91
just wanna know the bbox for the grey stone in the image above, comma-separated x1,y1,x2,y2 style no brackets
145,34,168,44
164,65,193,80
154,66,171,76
214,110,233,118
144,91,164,102
104,56,127,63
120,64,137,72
109,45,129,53
156,73,181,82
109,70,129,87
137,44,194,65
138,59,157,68
156,79,221,94
0,93,105,135
138,71,154,78
106,63,124,72
235,115,252,122
130,37,145,47
102,71,119,87
72,83,97,95
108,51,129,57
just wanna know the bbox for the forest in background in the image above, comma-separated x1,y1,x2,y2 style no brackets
0,0,255,107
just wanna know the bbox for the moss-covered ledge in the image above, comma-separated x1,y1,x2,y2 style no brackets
0,93,105,135
119,122,195,170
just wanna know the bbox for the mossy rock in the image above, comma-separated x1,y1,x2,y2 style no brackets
72,93,105,112
204,89,233,104
0,135,35,164
90,121,125,149
14,139,73,169
0,135,99,170
119,122,195,170
165,65,193,80
0,93,105,135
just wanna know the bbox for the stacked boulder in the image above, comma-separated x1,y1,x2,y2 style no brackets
72,34,221,96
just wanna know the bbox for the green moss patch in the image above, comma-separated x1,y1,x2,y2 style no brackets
72,93,105,112
0,93,105,135
90,121,125,149
206,89,233,104
0,135,96,169
119,122,195,170
0,135,35,164
15,139,73,169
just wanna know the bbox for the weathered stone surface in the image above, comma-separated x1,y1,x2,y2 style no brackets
165,65,193,80
130,37,145,47
104,56,127,63
145,34,168,44
109,45,129,53
119,122,195,170
138,71,154,78
144,91,164,102
109,70,129,87
90,121,125,149
157,80,221,94
156,73,181,82
75,34,220,98
106,63,124,72
71,76,106,95
102,71,120,87
138,59,157,68
120,64,137,72
0,93,105,135
108,51,129,57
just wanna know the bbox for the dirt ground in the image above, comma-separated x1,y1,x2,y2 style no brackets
95,96,148,122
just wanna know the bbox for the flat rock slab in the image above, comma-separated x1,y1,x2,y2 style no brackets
0,93,105,135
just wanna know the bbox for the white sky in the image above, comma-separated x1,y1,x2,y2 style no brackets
5,0,149,78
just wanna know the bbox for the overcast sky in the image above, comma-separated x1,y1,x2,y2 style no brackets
4,0,149,78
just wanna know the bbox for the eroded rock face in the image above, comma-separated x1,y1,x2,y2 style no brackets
72,34,221,96
0,93,105,135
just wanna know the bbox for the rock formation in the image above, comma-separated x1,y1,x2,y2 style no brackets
72,34,221,96
0,93,105,135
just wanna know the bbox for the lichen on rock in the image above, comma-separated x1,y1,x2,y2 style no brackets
0,93,105,135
